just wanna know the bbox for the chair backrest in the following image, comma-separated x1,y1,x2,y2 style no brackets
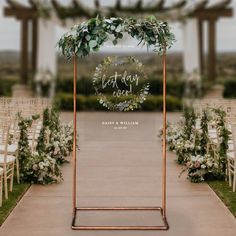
0,97,52,148
191,99,236,121
0,117,11,168
230,123,236,163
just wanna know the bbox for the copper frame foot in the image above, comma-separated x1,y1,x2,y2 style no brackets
71,206,169,230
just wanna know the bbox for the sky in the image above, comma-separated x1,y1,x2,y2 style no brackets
0,0,236,52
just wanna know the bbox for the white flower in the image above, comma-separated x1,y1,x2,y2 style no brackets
33,164,38,170
39,162,44,170
191,156,197,162
206,161,213,167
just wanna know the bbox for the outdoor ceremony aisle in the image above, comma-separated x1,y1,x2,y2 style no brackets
0,112,236,236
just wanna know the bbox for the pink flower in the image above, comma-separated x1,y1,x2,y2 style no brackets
194,161,201,168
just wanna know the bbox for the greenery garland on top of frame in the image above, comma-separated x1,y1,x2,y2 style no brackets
57,16,175,59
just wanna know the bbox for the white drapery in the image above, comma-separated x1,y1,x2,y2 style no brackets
36,19,57,97
37,19,57,76
182,18,200,75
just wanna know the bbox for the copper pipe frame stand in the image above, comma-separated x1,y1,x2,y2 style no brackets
71,206,169,230
71,49,168,231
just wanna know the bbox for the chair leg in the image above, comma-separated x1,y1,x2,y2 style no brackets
228,159,232,186
233,172,236,192
0,177,2,207
228,170,232,187
16,158,20,184
4,173,8,200
225,167,228,181
10,164,14,192
229,173,232,187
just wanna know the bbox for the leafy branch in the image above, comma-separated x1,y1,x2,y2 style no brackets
58,16,175,59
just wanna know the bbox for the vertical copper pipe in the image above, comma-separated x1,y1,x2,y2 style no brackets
162,48,167,217
73,55,77,214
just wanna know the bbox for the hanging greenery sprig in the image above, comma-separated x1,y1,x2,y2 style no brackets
183,106,197,140
49,107,60,133
57,16,175,59
47,108,72,164
212,108,231,174
199,109,209,155
17,109,73,184
36,108,50,154
17,114,34,180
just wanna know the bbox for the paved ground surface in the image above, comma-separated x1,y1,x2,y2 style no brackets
0,112,236,236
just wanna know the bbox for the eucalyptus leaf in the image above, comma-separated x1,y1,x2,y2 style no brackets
85,35,91,41
58,16,175,59
115,25,122,32
89,40,97,48
105,19,112,23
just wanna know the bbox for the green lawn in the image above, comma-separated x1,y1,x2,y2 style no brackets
208,181,236,217
0,183,30,226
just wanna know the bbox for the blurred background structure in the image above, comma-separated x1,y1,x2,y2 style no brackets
0,0,235,109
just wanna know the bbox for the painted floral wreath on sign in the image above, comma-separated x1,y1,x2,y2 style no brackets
93,56,150,112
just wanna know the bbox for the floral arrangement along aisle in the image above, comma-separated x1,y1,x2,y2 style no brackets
17,108,73,184
165,107,231,183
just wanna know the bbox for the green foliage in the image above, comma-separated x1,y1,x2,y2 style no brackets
208,180,236,217
55,93,182,112
212,108,231,174
17,109,73,184
199,110,209,155
143,95,182,111
164,79,185,98
17,114,34,177
223,79,236,98
17,114,61,184
183,106,197,140
0,183,30,226
36,108,50,154
46,108,73,165
37,107,73,165
56,77,185,97
0,79,17,96
167,107,230,183
58,16,175,59
49,107,60,132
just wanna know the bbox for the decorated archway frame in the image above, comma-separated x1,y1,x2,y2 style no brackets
58,16,175,231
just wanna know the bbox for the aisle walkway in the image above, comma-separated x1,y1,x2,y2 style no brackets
0,112,236,236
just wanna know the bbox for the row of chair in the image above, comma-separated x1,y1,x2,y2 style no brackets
191,98,236,192
0,97,51,207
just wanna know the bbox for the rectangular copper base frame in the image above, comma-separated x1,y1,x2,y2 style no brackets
71,206,169,230
72,49,169,231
